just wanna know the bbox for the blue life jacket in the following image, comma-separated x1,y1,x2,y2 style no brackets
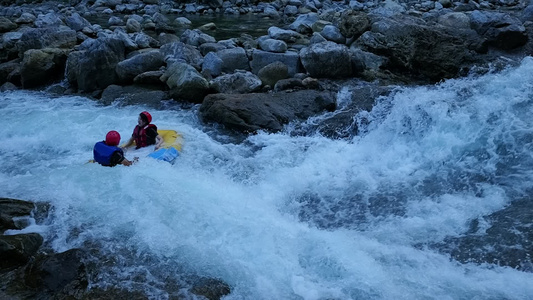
93,141,122,166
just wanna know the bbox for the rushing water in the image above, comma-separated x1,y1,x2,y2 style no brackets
1,58,533,299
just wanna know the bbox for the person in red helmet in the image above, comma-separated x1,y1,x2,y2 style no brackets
121,111,163,150
93,131,137,166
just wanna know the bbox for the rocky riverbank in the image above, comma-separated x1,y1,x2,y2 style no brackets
1,0,532,134
0,198,232,299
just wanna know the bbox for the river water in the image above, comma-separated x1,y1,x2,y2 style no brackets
1,57,533,299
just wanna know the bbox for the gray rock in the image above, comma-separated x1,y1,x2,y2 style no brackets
65,13,91,31
34,12,65,28
126,18,141,33
100,84,168,105
160,61,210,103
289,13,319,34
320,25,346,44
273,78,304,91
159,41,203,69
21,48,70,89
209,70,262,93
470,10,527,50
180,29,216,47
309,32,327,44
0,233,43,269
257,61,288,87
199,42,227,55
66,37,125,92
0,198,35,233
116,50,164,83
438,12,470,28
17,28,77,57
199,90,336,132
251,49,301,76
202,52,223,77
14,13,36,24
300,41,353,78
268,26,302,42
216,47,250,72
258,38,287,53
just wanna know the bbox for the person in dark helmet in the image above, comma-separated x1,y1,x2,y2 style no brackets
93,131,137,166
121,111,163,150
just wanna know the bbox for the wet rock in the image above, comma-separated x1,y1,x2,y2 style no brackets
66,37,125,92
0,198,35,233
24,249,88,295
190,277,231,300
0,233,43,269
20,48,70,88
100,84,168,105
300,41,353,78
200,90,336,132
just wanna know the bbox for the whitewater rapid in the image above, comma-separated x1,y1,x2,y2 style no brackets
1,58,533,299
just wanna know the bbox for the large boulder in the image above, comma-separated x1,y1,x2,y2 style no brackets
160,61,210,103
100,84,168,105
470,10,528,50
115,50,164,83
17,28,77,57
0,233,43,269
0,198,35,233
300,41,353,78
159,41,203,69
24,248,88,294
20,48,70,88
337,10,370,40
199,90,336,132
356,15,486,82
66,37,125,92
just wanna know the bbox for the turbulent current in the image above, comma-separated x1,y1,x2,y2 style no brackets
1,57,533,299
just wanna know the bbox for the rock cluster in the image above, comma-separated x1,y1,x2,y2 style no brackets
0,0,531,132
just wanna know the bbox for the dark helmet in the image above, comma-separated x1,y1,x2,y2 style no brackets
140,111,152,123
105,130,121,146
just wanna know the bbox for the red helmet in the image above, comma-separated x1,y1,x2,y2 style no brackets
140,111,152,123
105,130,121,146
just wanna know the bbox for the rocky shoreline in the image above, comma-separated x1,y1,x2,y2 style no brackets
0,198,232,299
1,0,532,134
